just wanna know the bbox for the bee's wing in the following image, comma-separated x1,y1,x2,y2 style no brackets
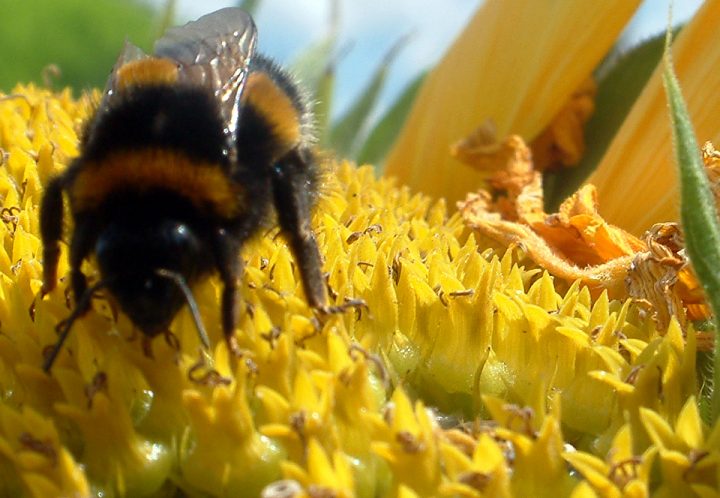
99,41,148,109
154,8,258,136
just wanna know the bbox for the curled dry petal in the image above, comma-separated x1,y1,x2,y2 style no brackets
626,223,708,330
457,132,711,346
530,77,598,171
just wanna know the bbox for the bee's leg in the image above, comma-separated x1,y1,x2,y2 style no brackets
43,277,107,373
39,176,66,295
214,229,242,354
68,219,97,314
271,148,329,310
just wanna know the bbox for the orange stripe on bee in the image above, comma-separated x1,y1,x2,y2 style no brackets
70,149,243,218
242,72,301,152
116,59,179,90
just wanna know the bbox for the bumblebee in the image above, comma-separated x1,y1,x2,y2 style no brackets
40,8,336,371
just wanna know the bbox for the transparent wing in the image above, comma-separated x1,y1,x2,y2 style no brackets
99,41,148,109
154,7,256,67
154,7,258,136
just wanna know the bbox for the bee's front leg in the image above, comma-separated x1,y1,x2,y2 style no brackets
214,228,243,354
39,176,66,295
270,147,329,311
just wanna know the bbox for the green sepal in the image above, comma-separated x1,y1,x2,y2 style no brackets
663,48,720,423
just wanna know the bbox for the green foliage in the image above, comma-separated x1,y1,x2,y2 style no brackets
328,35,410,160
313,60,337,147
290,36,338,145
0,0,157,92
663,52,720,423
357,72,425,169
156,0,178,38
238,0,262,16
286,0,417,164
287,3,413,161
0,0,422,165
291,36,338,94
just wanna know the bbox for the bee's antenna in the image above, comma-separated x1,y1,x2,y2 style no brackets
154,269,211,350
43,279,109,373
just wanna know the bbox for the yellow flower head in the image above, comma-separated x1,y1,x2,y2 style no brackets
1,1,720,488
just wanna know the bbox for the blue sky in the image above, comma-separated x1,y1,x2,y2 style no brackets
164,0,704,120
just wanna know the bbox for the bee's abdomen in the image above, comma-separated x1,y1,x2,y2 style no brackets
236,55,312,164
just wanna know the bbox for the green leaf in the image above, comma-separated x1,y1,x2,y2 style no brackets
314,63,336,147
0,0,157,91
288,0,342,146
238,0,262,15
156,0,177,38
328,34,410,158
356,71,425,169
289,0,339,95
290,35,338,94
290,38,346,147
663,50,720,423
544,33,669,209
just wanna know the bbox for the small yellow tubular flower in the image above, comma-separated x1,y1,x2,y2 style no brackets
564,424,655,498
255,333,386,496
385,0,640,204
319,334,385,451
0,85,716,497
439,432,512,498
279,438,355,498
51,355,175,497
395,484,421,498
178,368,285,496
588,0,720,233
589,320,698,452
259,363,336,464
640,397,720,497
484,395,577,497
369,388,442,496
0,405,90,498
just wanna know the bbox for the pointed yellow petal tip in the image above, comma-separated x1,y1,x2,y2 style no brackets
565,424,656,495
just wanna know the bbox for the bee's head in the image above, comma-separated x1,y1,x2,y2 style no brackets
95,218,210,334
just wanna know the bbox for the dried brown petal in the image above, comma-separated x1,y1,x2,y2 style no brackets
530,77,597,170
459,134,713,347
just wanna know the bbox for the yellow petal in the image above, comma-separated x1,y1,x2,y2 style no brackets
306,439,338,487
588,0,720,233
675,396,703,449
385,0,640,204
570,481,600,498
563,451,613,491
640,406,678,450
